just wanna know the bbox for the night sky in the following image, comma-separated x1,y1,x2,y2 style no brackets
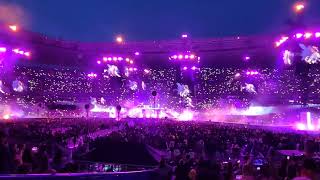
1,0,320,42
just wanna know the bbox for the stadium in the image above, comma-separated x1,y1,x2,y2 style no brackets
0,1,320,180
1,23,319,129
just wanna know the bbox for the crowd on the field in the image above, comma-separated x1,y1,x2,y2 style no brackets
0,118,319,179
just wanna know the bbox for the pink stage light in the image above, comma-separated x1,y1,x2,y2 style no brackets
304,32,312,39
125,58,130,62
129,68,133,71
116,36,123,43
296,123,306,131
97,60,101,64
185,55,189,59
244,56,250,61
12,49,19,53
178,110,193,121
294,3,305,13
134,52,140,56
9,25,17,32
3,114,10,120
108,57,112,61
183,66,188,70
275,36,289,47
178,55,183,59
306,112,313,130
315,32,320,38
24,52,30,57
182,34,188,38
190,54,195,59
173,55,178,59
0,47,6,52
235,73,241,77
103,57,108,62
113,57,118,61
118,57,123,61
191,66,196,70
130,60,134,64
133,68,137,71
295,33,303,39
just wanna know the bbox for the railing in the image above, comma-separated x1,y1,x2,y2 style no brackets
0,170,157,180
75,160,157,173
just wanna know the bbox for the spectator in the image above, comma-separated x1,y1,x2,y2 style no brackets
0,131,12,173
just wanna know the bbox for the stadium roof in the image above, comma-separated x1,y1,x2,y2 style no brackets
0,24,277,67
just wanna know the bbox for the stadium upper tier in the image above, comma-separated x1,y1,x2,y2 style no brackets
0,24,276,67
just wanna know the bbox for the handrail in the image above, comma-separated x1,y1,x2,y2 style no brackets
0,169,156,177
75,160,157,169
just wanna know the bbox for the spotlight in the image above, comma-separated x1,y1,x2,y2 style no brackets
244,56,250,61
275,36,289,47
116,36,123,43
108,57,112,61
12,49,19,53
190,54,195,59
304,32,312,39
178,55,183,59
191,66,197,70
9,25,18,32
125,58,130,62
296,123,306,130
182,34,188,38
173,55,178,59
3,114,10,120
118,57,123,61
113,57,118,61
294,2,305,13
130,60,134,64
134,52,140,56
295,33,303,39
183,66,188,70
185,55,189,59
24,52,31,57
315,32,320,38
103,57,108,62
0,47,6,53
97,60,101,64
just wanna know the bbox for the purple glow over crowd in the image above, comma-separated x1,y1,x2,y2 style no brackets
0,26,319,133
0,1,320,178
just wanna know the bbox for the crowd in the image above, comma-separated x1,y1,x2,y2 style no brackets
0,118,114,174
0,118,319,180
101,120,320,179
